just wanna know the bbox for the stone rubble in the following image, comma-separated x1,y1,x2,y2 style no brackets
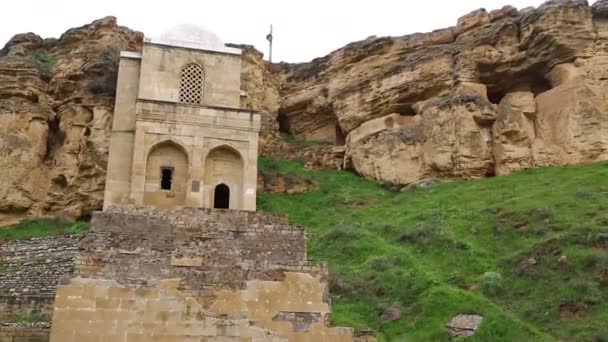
446,314,484,337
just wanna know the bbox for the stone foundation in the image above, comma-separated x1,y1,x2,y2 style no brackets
0,323,50,342
50,206,353,341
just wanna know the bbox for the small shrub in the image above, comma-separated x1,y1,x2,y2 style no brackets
328,270,355,295
88,44,121,95
568,279,602,304
30,51,56,81
480,271,504,297
531,207,553,221
379,180,401,192
369,257,395,272
259,157,280,172
397,224,437,244
446,271,467,288
319,222,362,243
576,191,593,200
581,252,604,270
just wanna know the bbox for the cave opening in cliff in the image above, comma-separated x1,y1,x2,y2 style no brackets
482,65,553,105
530,77,552,97
335,123,346,146
487,76,552,104
487,89,506,105
396,103,417,116
44,116,65,162
277,111,291,134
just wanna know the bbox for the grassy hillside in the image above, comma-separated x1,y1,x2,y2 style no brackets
0,219,88,240
258,158,608,341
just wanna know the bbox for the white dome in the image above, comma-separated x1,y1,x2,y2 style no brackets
160,24,224,49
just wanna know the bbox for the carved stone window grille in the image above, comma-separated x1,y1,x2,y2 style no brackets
179,64,204,104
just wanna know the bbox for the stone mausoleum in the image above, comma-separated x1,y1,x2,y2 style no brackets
48,30,354,341
103,35,260,211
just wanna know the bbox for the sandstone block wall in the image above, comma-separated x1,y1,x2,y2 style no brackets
51,278,286,342
50,206,353,341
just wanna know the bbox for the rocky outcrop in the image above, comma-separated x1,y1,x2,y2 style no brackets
274,0,608,184
346,95,496,185
3,1,608,218
0,16,142,219
258,170,317,194
235,44,282,147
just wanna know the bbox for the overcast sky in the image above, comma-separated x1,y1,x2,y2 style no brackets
2,0,557,62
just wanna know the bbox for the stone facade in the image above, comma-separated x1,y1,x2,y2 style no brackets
49,206,353,341
103,38,261,212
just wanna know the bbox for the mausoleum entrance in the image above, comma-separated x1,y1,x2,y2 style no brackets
214,183,230,208
204,146,243,209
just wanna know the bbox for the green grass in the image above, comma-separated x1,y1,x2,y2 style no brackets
0,219,89,241
1,314,46,323
257,157,608,341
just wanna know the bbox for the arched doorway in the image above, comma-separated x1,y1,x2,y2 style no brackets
214,184,230,209
144,141,188,209
204,146,243,210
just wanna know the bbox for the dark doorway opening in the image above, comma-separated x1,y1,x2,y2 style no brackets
161,167,174,190
214,183,230,209
277,111,291,134
335,123,346,146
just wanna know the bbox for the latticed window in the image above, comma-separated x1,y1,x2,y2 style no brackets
179,63,204,104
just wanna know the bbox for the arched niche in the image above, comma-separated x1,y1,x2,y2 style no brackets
144,141,189,209
204,146,243,210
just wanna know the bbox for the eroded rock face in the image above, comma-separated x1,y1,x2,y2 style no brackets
3,0,608,218
0,16,142,219
274,0,608,184
347,94,495,185
493,60,608,174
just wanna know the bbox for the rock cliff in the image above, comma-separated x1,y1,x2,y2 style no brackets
2,0,608,218
0,17,142,219
273,0,608,184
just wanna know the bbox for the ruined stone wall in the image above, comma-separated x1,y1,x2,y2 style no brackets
0,235,79,320
50,206,353,341
75,206,310,289
0,323,50,342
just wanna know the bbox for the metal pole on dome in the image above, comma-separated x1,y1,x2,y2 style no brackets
266,24,273,63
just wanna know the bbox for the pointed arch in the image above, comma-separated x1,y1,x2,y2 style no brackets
145,138,190,163
204,145,243,210
144,140,189,209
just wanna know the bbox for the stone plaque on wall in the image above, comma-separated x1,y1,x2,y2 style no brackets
191,180,200,192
